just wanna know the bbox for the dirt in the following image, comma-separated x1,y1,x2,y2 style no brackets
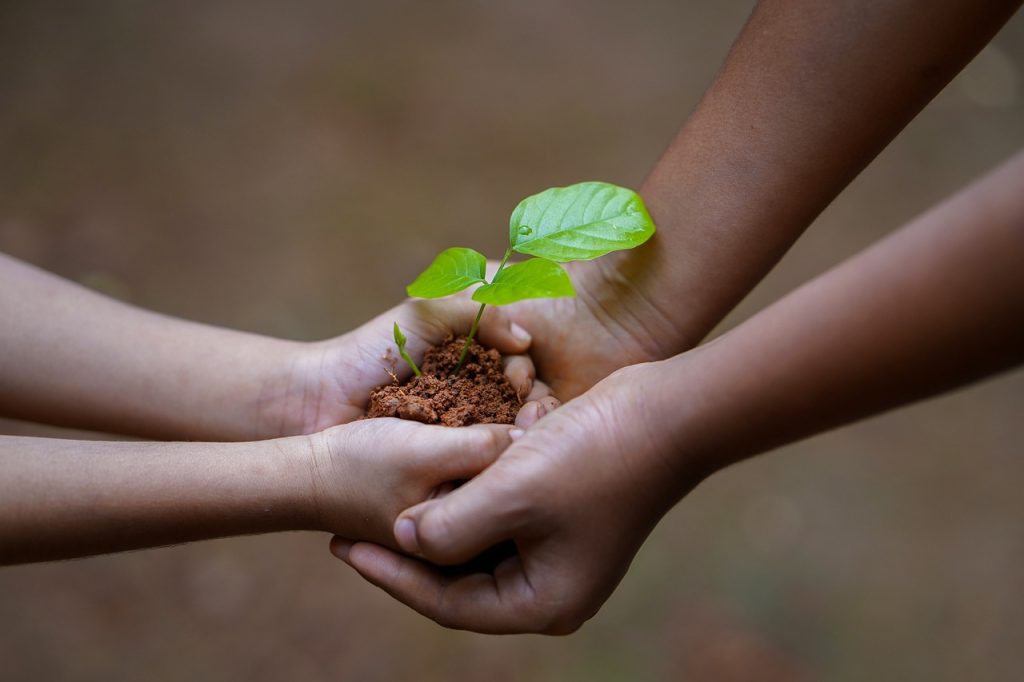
366,335,521,426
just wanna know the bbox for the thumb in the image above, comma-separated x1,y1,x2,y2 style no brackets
474,305,532,355
394,472,522,566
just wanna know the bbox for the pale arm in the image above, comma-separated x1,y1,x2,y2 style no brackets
0,254,536,440
0,419,515,566
0,253,302,440
0,435,311,565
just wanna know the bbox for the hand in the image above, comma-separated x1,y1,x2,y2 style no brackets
257,296,550,437
329,360,707,634
305,419,520,548
501,258,683,401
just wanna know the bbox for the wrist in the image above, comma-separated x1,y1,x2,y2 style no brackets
256,433,324,532
597,354,736,516
573,360,714,523
587,248,699,358
251,339,334,439
646,343,763,485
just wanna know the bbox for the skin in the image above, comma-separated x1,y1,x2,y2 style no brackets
0,251,543,440
500,0,1022,400
1,0,1016,615
0,254,551,564
333,148,1024,635
322,0,1023,624
5,0,1016,436
0,419,517,565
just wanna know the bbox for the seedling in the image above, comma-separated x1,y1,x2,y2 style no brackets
399,181,656,374
392,322,421,377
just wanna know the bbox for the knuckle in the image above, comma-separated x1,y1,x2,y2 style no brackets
528,586,594,636
475,425,507,454
427,608,457,630
418,508,456,560
541,606,588,636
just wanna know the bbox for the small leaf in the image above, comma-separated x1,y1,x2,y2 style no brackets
509,181,655,262
407,247,487,298
472,258,575,305
392,322,421,376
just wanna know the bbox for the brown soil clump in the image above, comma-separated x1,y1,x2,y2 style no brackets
366,335,521,426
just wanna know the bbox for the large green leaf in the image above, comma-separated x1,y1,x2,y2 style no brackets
406,247,487,298
472,258,575,305
509,181,655,262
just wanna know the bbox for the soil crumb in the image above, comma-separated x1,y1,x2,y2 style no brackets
366,335,520,426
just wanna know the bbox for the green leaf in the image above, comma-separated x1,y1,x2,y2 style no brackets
406,247,487,298
392,322,421,376
392,321,407,348
509,181,655,262
472,258,575,305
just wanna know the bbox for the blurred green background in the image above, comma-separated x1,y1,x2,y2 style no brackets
1,2,1023,680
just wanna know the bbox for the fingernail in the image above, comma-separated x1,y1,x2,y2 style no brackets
510,323,531,345
509,427,525,441
394,518,421,554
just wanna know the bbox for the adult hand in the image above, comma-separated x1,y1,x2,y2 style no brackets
306,419,521,549
329,360,706,634
500,259,682,401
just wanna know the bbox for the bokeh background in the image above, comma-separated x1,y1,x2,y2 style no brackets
1,2,1022,680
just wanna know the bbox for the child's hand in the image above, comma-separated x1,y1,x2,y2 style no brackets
303,418,518,548
259,296,553,437
0,417,519,564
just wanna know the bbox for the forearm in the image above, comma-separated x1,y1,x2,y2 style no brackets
592,0,1021,354
656,150,1024,478
0,434,314,565
0,253,307,440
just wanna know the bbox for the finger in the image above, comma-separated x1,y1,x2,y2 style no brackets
330,536,354,562
514,401,543,429
429,481,457,500
514,395,561,429
393,467,527,565
538,395,560,414
475,306,531,355
502,354,535,400
525,379,553,403
344,542,543,634
426,423,515,481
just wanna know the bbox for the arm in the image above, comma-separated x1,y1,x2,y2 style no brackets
511,0,1022,398
334,149,1024,634
0,253,299,440
0,420,515,565
0,253,535,440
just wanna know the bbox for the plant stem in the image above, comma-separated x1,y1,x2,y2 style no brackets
495,245,514,272
399,348,422,377
454,246,514,373
454,302,486,372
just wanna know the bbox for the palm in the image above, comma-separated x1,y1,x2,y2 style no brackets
503,262,666,400
284,297,534,435
332,362,699,634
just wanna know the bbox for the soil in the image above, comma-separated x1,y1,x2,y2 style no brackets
366,335,521,426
